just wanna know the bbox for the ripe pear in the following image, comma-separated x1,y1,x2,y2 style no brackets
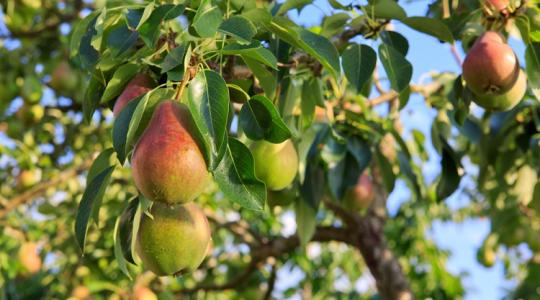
131,100,209,204
113,74,154,116
136,202,211,276
472,69,527,111
18,242,41,274
250,139,298,191
343,173,375,211
50,61,79,94
462,31,519,96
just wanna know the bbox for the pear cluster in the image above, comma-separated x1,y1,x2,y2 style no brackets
114,75,211,276
462,31,527,111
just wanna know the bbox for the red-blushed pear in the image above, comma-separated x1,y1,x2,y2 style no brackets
343,173,375,211
250,139,299,191
112,74,154,116
50,61,79,94
131,100,209,204
485,0,509,12
136,202,211,276
473,69,527,111
462,31,519,96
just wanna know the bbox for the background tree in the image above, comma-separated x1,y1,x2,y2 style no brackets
1,0,540,299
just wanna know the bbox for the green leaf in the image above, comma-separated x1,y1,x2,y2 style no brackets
295,193,317,246
380,30,409,55
192,0,223,38
241,8,272,27
515,15,531,44
525,42,540,100
138,4,185,48
161,45,188,73
222,42,278,70
268,17,340,77
214,138,266,211
218,16,257,43
374,151,395,193
239,95,292,143
366,0,407,20
112,96,143,164
106,23,139,57
277,0,311,15
186,70,230,170
118,197,140,266
436,138,461,201
243,57,277,99
320,13,350,38
402,17,454,43
87,148,116,183
75,166,115,252
136,3,156,30
101,63,139,103
300,78,321,129
83,76,105,124
70,11,100,59
300,164,324,212
341,44,376,93
378,44,412,93
77,13,100,70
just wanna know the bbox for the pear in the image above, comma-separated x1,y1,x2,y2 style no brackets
250,139,298,191
472,69,527,111
343,173,375,211
131,100,209,204
136,202,211,276
113,74,154,116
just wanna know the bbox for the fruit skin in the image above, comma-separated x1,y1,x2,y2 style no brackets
485,0,508,12
113,74,154,116
50,61,79,94
136,202,211,276
250,139,299,191
131,100,209,204
462,31,519,96
343,173,375,211
472,69,527,111
18,242,42,274
17,169,42,189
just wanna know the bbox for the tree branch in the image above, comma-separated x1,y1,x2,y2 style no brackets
0,159,93,219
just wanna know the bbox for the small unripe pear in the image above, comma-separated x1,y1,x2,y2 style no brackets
343,173,374,210
50,61,79,93
250,139,298,191
113,74,154,116
132,101,209,204
18,242,41,274
136,202,211,276
463,31,519,96
473,69,527,111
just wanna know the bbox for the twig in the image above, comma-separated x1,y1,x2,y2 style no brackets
263,263,278,300
450,44,463,67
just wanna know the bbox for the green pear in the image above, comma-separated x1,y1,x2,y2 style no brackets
136,202,211,276
250,139,298,191
472,69,527,111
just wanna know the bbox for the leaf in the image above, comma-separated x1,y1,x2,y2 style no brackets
436,137,462,201
138,4,185,48
218,16,257,43
239,95,291,143
113,216,131,279
374,151,395,193
192,0,223,38
136,3,156,30
70,11,100,59
83,76,105,124
241,8,272,27
341,44,376,93
402,17,454,43
378,44,412,93
87,148,116,183
268,17,340,77
380,30,409,55
75,166,115,252
186,70,230,170
300,164,324,211
77,13,100,70
277,0,311,15
112,96,143,164
515,15,531,44
118,197,140,266
525,42,540,100
397,152,422,199
243,57,277,99
295,193,317,246
320,13,350,38
214,138,266,210
101,63,139,103
106,23,139,57
366,0,407,20
222,42,278,69
161,45,188,73
300,78,318,129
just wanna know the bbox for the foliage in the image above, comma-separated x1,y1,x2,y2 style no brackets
1,0,540,299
